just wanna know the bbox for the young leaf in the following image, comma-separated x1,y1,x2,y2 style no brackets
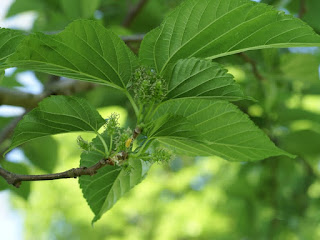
79,132,152,223
139,0,320,74
165,58,246,101
6,96,105,153
0,28,25,63
3,20,138,89
150,99,293,162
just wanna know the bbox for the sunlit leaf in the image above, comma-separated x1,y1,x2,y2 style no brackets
165,58,246,101
0,28,25,63
4,20,138,89
6,96,105,154
150,99,293,161
139,0,320,74
79,131,152,223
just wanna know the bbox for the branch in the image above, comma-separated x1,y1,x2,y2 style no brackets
238,52,265,81
122,0,149,27
0,111,28,159
121,34,145,43
0,127,141,187
0,157,115,188
298,0,307,19
0,87,45,109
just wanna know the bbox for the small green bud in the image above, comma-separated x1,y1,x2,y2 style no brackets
77,136,93,152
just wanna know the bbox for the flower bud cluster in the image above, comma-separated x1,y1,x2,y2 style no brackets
105,113,119,136
114,127,133,152
77,136,93,153
131,67,167,103
151,148,172,163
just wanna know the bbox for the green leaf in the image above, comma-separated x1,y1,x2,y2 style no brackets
79,131,152,223
0,161,30,200
0,28,25,63
23,136,59,173
139,0,320,74
150,99,293,161
6,95,105,154
4,20,138,89
165,58,246,101
60,0,101,19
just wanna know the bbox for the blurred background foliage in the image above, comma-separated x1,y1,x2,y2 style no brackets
1,0,320,239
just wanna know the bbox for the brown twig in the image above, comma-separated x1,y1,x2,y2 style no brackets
238,52,265,81
0,157,115,188
298,0,307,19
0,127,141,188
122,0,149,27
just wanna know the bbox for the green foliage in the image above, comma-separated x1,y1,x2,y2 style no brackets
6,95,105,153
1,0,320,227
165,58,246,101
79,131,152,223
0,28,25,63
149,99,293,161
3,20,138,89
139,0,320,74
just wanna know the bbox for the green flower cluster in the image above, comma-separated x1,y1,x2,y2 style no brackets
131,67,167,103
151,148,172,163
105,113,119,136
114,127,133,152
77,136,94,153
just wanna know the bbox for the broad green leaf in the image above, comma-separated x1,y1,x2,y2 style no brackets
23,136,58,173
165,58,246,101
79,131,152,223
150,99,293,161
0,161,30,200
4,20,138,89
0,28,25,63
139,0,320,74
60,0,101,19
6,95,105,154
